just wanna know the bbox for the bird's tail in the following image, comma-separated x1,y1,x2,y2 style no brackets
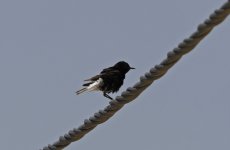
76,79,102,95
76,87,88,95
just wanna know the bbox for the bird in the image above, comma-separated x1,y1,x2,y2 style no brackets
76,61,135,100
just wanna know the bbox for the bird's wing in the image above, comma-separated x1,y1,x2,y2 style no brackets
84,75,100,81
100,69,120,78
84,68,119,81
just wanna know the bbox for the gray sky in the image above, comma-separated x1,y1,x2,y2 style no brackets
0,0,229,150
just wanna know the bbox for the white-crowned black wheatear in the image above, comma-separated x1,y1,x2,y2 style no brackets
76,61,135,100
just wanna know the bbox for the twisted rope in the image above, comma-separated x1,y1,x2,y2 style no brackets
42,1,230,149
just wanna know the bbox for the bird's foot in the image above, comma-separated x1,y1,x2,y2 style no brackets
103,93,114,100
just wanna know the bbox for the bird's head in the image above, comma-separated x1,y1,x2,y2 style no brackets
113,61,135,74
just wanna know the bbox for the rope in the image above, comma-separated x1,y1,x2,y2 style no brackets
42,1,230,150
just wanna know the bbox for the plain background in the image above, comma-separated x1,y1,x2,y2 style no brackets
0,0,229,150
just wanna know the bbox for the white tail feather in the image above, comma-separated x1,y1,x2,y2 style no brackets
76,78,103,95
76,88,87,95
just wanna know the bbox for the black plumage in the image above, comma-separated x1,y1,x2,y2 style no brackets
76,61,135,100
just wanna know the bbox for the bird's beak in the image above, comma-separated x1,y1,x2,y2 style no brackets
130,67,135,69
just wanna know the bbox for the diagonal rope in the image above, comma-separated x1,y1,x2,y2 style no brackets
42,1,230,150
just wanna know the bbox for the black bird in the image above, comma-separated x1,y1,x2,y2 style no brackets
76,61,135,100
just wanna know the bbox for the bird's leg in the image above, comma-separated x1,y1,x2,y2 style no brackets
103,92,113,100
